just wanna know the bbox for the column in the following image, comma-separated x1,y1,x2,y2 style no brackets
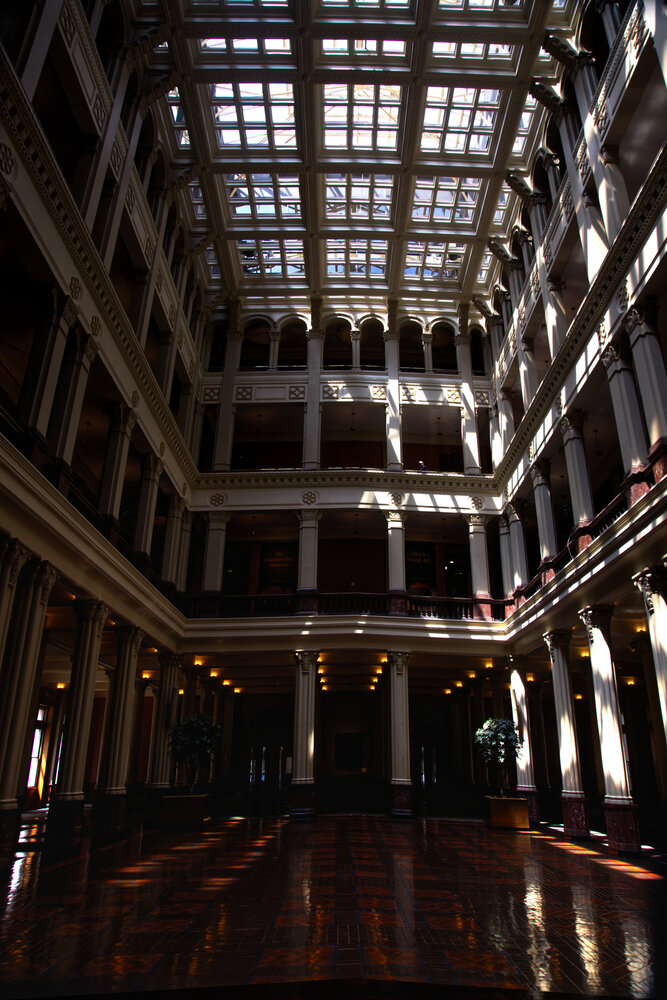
387,651,412,816
544,630,589,837
218,688,235,783
579,606,640,853
559,411,595,546
133,453,163,557
490,403,503,469
0,538,30,671
517,335,540,411
350,329,361,369
127,677,150,787
630,630,667,803
269,329,281,369
644,0,667,86
212,303,244,471
384,325,402,471
543,280,569,358
177,511,193,591
594,146,631,245
98,404,137,520
18,291,75,438
147,653,180,789
498,390,515,454
303,300,324,469
94,627,144,832
506,502,529,592
297,509,322,613
161,495,186,587
597,0,622,46
509,661,539,822
498,514,514,601
421,331,433,374
19,0,63,100
633,569,667,786
47,329,97,465
48,599,109,846
181,665,198,719
530,461,559,572
291,650,318,817
467,514,492,620
202,512,230,592
455,313,481,474
625,305,667,480
601,340,649,501
385,511,407,613
0,560,57,864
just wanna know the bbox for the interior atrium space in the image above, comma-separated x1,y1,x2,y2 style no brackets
1,3,667,990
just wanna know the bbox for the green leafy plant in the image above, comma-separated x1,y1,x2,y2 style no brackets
168,714,221,794
474,718,522,797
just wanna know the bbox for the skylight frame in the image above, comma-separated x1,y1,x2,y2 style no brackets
325,173,394,223
322,82,403,154
325,238,390,281
237,238,307,279
211,81,298,152
224,172,302,222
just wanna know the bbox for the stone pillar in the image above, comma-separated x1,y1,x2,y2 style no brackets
18,291,75,438
98,404,137,520
350,329,361,369
297,509,322,612
291,650,318,817
303,317,324,468
47,329,97,465
48,600,109,846
594,145,631,245
0,559,57,864
579,606,640,853
212,303,243,471
625,305,667,480
530,461,559,572
630,630,667,803
467,514,492,620
181,666,198,719
517,336,540,411
147,653,180,789
644,0,667,87
601,340,649,501
383,326,403,471
385,510,407,614
509,661,539,823
506,502,529,592
498,514,513,601
490,403,503,469
177,511,193,591
133,454,163,557
544,280,569,358
559,411,595,545
498,390,515,454
543,630,589,837
455,313,481,474
162,496,186,587
94,627,144,833
633,569,667,789
269,329,281,369
387,651,412,816
202,512,230,592
421,331,433,374
20,0,63,100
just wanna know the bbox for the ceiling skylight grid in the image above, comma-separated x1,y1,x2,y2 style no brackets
237,238,306,278
189,181,207,219
325,174,394,221
421,86,500,156
404,240,466,281
326,239,389,279
166,87,190,149
411,176,481,225
211,82,297,150
225,173,302,220
323,83,402,152
201,37,293,56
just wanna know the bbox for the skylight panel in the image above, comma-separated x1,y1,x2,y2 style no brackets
211,82,296,150
238,239,305,278
478,251,492,281
421,87,498,156
188,181,207,220
225,173,301,219
411,176,480,224
322,0,409,7
323,84,401,152
206,244,221,278
321,38,407,59
166,88,190,148
325,174,393,221
326,239,388,279
493,182,512,225
201,37,292,55
404,240,465,280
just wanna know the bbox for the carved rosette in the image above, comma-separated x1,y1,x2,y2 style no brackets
210,492,226,507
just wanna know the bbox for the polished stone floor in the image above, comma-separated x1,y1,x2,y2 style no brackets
0,813,665,999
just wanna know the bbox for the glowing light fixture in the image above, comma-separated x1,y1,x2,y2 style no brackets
178,689,184,695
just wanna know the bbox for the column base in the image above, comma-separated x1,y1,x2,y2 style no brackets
561,793,590,839
0,807,20,870
296,589,319,614
388,590,407,615
290,781,315,818
45,797,85,857
92,790,127,843
623,466,652,506
648,437,667,482
517,787,540,825
604,798,640,854
389,782,413,818
572,523,593,553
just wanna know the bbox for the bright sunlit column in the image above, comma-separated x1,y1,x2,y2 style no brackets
559,410,595,540
579,605,640,853
388,651,412,817
297,509,322,595
421,330,433,374
509,660,539,822
530,461,558,568
498,390,515,454
292,650,318,817
506,501,529,591
498,513,513,599
633,569,667,776
543,630,589,838
467,514,492,620
601,339,649,499
385,510,407,605
455,316,481,475
383,325,402,471
350,329,361,369
303,323,323,470
626,306,667,480
543,279,569,358
644,0,667,85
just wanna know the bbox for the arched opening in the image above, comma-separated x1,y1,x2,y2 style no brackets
277,318,308,368
399,321,425,372
323,319,352,369
239,319,271,370
431,322,457,372
359,317,385,369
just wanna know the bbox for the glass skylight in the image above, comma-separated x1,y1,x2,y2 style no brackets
323,83,401,151
404,241,465,281
188,181,207,220
238,239,305,278
421,87,500,156
211,82,297,150
432,41,513,60
201,37,292,55
321,38,408,60
206,245,221,278
326,239,388,279
225,173,301,219
325,174,393,221
166,88,190,148
412,176,480,224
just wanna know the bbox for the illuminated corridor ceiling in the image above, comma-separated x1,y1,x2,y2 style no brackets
140,0,575,316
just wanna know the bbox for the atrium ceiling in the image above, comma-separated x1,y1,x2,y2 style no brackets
135,0,576,319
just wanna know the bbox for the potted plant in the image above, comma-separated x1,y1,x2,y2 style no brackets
474,718,529,829
161,714,221,828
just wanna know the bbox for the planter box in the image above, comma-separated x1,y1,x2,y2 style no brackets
160,794,211,829
486,796,530,829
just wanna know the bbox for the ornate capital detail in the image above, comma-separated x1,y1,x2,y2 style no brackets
623,308,641,335
2,539,30,587
543,629,571,655
388,651,410,675
116,625,145,658
634,568,667,613
297,509,322,524
579,605,613,645
530,460,550,486
295,650,319,673
559,409,584,441
466,513,489,528
385,510,407,526
209,511,231,525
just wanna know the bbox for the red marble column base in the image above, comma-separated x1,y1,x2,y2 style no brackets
519,789,540,825
604,799,640,854
623,466,651,506
296,589,319,614
92,791,127,843
290,781,315,818
388,591,407,615
561,794,589,839
0,808,20,870
648,437,667,482
572,523,593,553
389,782,413,818
46,797,85,855
473,596,493,621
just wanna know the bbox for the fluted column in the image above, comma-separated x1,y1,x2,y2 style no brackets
467,514,491,620
385,510,407,613
601,339,649,500
421,331,433,374
388,651,412,816
99,404,137,520
303,329,324,470
509,659,539,822
48,599,109,844
506,502,529,591
579,606,639,853
455,317,481,474
177,511,193,591
47,329,97,464
133,454,163,556
625,305,667,480
268,329,281,369
291,650,318,817
213,303,243,471
162,496,186,586
498,514,513,600
147,653,180,789
530,462,558,570
544,630,589,837
498,390,515,454
202,512,230,592
297,509,322,612
559,411,595,543
350,329,361,369
18,291,75,437
384,325,403,471
544,280,569,358
633,569,667,783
